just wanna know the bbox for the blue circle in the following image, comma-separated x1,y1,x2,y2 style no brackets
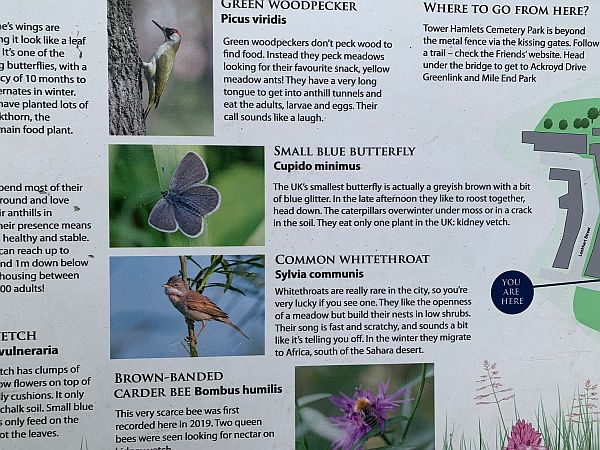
491,270,534,314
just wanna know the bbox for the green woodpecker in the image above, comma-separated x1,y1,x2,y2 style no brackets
142,20,181,121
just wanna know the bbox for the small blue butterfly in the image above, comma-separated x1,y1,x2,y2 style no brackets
148,152,220,238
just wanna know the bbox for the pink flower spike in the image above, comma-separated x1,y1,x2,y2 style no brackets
505,420,547,450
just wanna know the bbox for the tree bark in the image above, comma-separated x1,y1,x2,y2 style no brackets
107,0,146,135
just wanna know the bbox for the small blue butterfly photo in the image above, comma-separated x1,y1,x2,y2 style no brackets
148,152,220,238
109,145,265,247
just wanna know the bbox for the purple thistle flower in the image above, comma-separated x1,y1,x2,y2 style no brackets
329,380,412,450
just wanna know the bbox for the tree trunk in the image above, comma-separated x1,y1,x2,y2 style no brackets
108,0,146,135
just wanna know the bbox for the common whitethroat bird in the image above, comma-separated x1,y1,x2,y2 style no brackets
163,275,249,340
142,20,181,121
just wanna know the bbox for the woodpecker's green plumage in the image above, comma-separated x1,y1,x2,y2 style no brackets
142,20,181,121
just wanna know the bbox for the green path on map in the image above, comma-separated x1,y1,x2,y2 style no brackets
531,99,600,332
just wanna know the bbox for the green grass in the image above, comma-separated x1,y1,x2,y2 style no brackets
573,287,600,332
443,392,600,450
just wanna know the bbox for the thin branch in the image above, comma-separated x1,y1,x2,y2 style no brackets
179,256,198,357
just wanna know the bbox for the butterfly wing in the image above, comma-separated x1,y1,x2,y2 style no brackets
173,205,204,237
169,152,208,193
179,185,221,216
172,186,221,238
169,184,221,237
153,152,219,237
148,198,177,233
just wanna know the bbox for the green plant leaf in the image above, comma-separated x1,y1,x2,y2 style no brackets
371,445,418,449
297,393,333,407
220,258,234,289
299,406,341,441
351,416,411,450
205,283,246,295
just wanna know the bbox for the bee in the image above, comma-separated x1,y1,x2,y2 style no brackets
353,397,379,429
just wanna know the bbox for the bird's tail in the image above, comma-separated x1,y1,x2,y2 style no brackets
221,318,249,339
143,103,152,122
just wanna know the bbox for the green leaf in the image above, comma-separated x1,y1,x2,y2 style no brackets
187,257,204,270
223,256,265,269
220,259,234,289
351,416,410,450
404,366,434,388
371,445,418,449
297,393,333,407
298,407,341,441
295,438,309,450
245,219,265,246
205,283,246,295
383,415,411,426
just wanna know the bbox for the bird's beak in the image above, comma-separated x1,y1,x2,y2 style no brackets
162,284,169,288
152,20,168,37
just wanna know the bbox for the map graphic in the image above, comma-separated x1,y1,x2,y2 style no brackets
522,99,600,332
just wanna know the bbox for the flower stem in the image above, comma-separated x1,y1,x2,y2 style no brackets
485,365,508,439
401,363,428,443
380,432,393,445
